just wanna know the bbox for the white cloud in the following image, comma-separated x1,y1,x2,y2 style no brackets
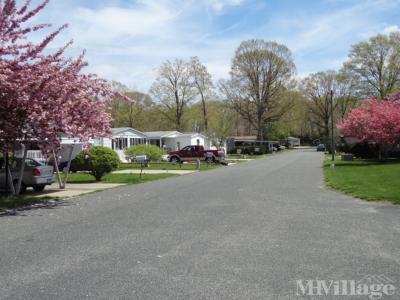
25,0,400,92
69,2,180,47
208,0,245,12
383,25,400,34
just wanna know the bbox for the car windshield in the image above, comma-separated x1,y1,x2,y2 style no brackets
24,158,41,167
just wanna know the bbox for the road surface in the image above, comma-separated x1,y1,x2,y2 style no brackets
0,149,399,299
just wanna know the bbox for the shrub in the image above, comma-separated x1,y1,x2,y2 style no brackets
74,146,120,181
125,144,165,162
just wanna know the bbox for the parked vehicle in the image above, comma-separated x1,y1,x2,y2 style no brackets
273,143,286,151
317,144,326,152
0,158,54,193
226,138,274,155
168,145,225,163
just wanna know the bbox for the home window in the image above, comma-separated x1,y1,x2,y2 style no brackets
114,138,128,150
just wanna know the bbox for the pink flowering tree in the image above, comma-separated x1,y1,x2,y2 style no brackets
0,0,128,193
337,93,400,160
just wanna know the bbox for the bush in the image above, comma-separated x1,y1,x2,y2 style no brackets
124,144,165,162
74,146,120,181
347,142,376,159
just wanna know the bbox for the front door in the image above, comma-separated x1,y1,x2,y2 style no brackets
179,146,196,161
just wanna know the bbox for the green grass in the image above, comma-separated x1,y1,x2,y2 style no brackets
0,194,55,212
67,172,178,184
323,157,400,204
117,162,220,171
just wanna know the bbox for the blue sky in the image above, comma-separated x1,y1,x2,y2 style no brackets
27,0,400,92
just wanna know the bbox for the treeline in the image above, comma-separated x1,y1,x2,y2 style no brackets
110,31,400,145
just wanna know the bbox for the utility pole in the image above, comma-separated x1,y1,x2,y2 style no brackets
330,90,335,161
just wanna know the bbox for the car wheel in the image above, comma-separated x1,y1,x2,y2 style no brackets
169,156,180,163
33,185,46,192
206,156,215,163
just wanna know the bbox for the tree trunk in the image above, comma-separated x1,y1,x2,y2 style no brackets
176,114,181,131
61,145,74,189
5,151,15,194
200,91,208,131
5,152,10,194
53,150,63,189
15,144,27,195
324,120,330,147
256,126,264,141
202,101,208,131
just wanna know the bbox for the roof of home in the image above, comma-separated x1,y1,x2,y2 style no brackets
231,136,258,141
181,132,206,137
144,131,182,138
111,127,147,137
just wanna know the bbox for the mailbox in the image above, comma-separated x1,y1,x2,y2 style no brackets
135,155,147,163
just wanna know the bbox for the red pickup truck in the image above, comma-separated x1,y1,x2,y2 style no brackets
168,145,225,163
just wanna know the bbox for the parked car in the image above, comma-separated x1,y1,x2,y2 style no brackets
0,158,54,193
317,144,326,152
168,145,225,163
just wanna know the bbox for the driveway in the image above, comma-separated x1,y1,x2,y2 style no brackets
0,149,398,299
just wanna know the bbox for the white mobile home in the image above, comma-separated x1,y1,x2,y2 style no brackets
27,128,210,163
145,131,209,151
102,127,148,162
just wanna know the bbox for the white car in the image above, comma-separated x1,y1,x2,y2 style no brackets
0,158,54,193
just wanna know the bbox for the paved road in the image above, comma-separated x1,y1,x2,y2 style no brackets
0,149,399,299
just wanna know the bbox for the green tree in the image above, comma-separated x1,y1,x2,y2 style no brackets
110,91,153,129
150,59,197,130
124,144,166,162
220,39,296,140
300,70,359,145
344,31,400,99
190,57,214,131
74,146,120,181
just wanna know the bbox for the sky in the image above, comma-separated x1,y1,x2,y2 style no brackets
27,0,400,92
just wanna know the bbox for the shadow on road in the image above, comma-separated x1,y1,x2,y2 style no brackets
0,198,70,217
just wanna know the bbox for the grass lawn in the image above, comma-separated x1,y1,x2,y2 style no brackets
323,157,400,204
0,194,54,212
117,162,220,171
67,172,178,184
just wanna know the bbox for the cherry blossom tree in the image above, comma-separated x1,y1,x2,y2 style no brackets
337,93,400,160
0,0,127,193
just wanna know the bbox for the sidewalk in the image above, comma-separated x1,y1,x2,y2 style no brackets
112,169,198,175
31,183,125,198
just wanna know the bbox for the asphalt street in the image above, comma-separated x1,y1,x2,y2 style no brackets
0,149,399,299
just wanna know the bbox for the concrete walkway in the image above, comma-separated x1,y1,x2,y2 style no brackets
113,169,197,175
30,183,125,198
